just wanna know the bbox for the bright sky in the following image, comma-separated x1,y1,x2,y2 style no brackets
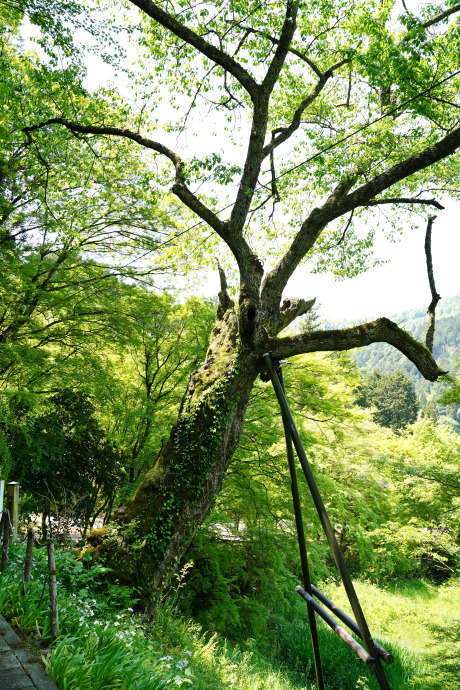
286,203,460,322
22,1,460,323
197,203,460,322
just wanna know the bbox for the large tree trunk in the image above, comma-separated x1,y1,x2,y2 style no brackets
88,289,260,599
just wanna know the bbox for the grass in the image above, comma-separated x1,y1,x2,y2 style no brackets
320,579,460,690
0,539,459,689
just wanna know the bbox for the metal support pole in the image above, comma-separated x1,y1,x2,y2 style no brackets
311,585,393,665
296,586,375,668
47,539,60,640
263,353,391,690
278,367,325,690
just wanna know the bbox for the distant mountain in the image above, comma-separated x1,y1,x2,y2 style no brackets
324,294,460,431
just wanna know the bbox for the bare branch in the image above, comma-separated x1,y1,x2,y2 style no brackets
424,215,441,352
364,197,445,210
268,318,446,381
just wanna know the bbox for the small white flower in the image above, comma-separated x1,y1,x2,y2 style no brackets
113,621,120,627
160,655,173,661
127,607,133,612
184,650,192,656
174,676,183,684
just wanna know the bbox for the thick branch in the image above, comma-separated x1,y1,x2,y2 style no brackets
236,23,323,77
228,2,298,246
128,0,258,98
268,318,446,381
24,117,179,164
424,215,441,352
261,1,298,93
263,124,460,307
337,127,460,217
262,72,333,158
364,197,445,210
421,3,460,30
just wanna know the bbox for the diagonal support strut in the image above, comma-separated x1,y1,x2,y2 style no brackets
262,352,391,690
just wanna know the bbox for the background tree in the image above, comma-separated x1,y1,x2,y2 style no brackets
0,15,178,389
106,292,216,489
4,389,122,538
356,370,419,431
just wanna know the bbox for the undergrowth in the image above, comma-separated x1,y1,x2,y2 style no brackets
0,539,459,689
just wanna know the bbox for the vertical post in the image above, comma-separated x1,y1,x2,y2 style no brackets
1,509,10,572
6,482,19,539
22,527,35,596
47,539,60,640
0,480,4,512
278,367,325,690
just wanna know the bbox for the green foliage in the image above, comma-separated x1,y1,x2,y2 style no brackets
349,295,460,431
106,291,215,487
2,534,460,688
356,370,419,431
179,528,299,641
3,389,122,532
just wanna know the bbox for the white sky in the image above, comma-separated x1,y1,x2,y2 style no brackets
286,205,460,322
22,1,460,323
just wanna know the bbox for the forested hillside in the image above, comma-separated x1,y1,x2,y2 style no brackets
326,294,460,430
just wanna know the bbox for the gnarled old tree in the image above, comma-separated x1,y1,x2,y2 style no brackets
18,0,460,596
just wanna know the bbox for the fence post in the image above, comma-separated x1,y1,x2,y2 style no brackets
0,480,4,512
1,509,10,572
22,527,35,596
6,482,19,539
47,539,60,640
